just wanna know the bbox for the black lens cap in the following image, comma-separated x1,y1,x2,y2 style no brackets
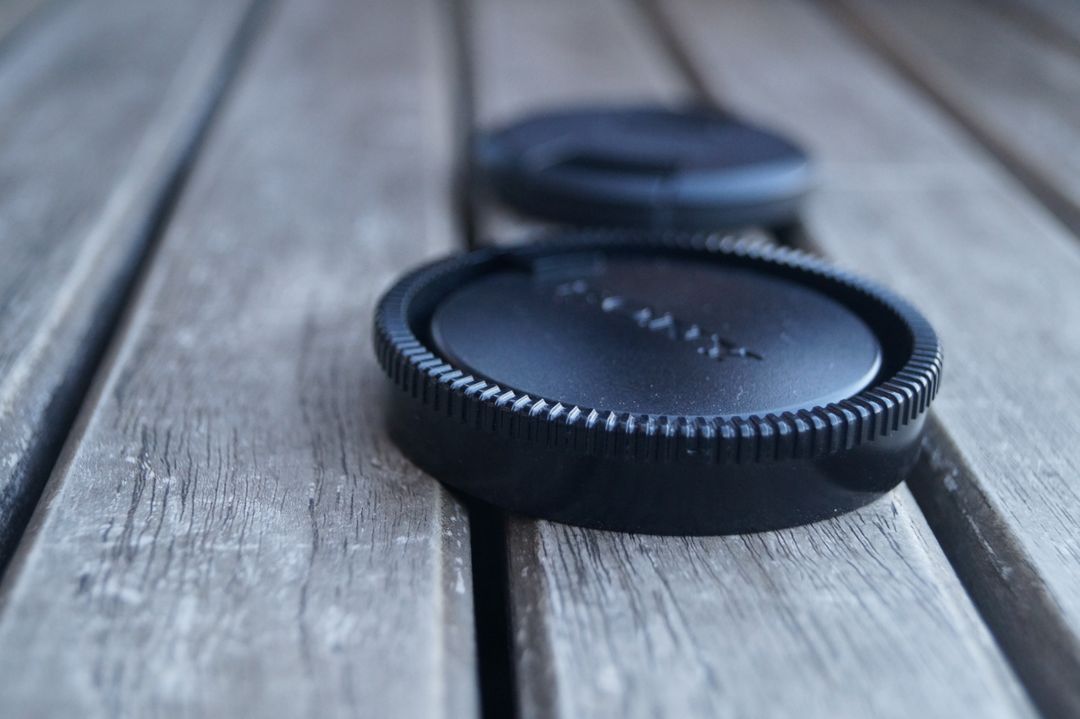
475,105,812,230
375,233,941,535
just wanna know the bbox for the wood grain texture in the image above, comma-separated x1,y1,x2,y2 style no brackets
654,0,1080,714
466,1,1033,716
0,0,44,49
0,0,477,716
0,0,257,562
991,0,1080,55
827,0,1080,235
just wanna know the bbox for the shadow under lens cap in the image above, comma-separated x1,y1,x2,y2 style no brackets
375,234,942,535
476,105,812,229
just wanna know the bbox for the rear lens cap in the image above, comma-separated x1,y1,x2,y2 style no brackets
475,105,812,230
375,233,942,535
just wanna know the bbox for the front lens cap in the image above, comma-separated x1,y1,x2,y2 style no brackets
475,105,813,230
375,233,942,535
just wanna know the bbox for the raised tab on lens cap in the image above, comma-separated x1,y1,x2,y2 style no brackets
475,105,812,230
375,233,942,535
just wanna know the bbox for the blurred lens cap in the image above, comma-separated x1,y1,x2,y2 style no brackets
475,105,812,230
375,233,941,535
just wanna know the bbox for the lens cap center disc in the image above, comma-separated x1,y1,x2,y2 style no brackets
430,253,882,417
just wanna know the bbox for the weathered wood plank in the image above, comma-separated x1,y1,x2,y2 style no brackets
0,0,477,716
992,0,1080,54
0,0,44,48
654,0,1080,715
466,1,1033,717
827,0,1080,234
0,0,258,564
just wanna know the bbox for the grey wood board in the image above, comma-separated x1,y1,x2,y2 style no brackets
1006,0,1080,46
466,0,1033,717
656,0,1080,714
0,0,256,560
828,0,1080,234
993,0,1080,55
0,0,477,716
0,0,44,50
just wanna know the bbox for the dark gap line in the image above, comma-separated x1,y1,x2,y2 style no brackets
984,0,1080,66
770,221,814,251
0,0,276,581
640,0,1072,714
444,0,519,717
448,0,481,250
818,0,1080,239
464,498,519,719
910,421,1080,719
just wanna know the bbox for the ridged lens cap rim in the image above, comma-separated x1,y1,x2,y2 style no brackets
376,232,940,462
374,231,943,534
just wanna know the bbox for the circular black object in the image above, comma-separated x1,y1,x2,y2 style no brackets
475,105,812,230
375,233,942,535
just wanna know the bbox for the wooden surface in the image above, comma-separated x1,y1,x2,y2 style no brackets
829,0,1080,235
466,1,1033,717
0,0,256,563
0,0,1076,716
658,0,1080,715
0,0,44,48
0,0,476,716
1001,0,1080,50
